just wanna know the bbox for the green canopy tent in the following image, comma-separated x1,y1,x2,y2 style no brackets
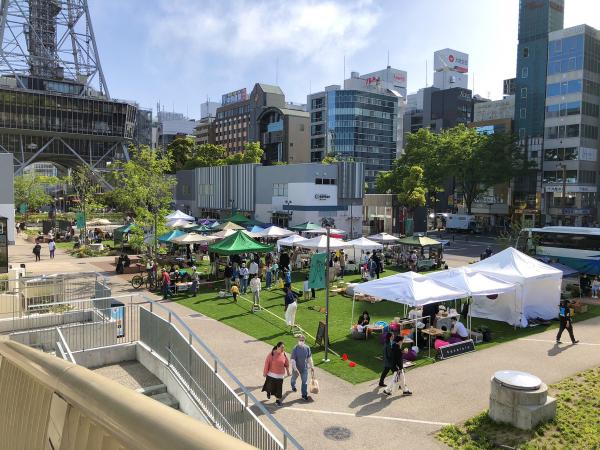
398,235,444,270
289,221,322,232
208,230,273,255
222,213,251,225
213,221,245,231
114,224,137,245
188,224,211,233
397,236,442,247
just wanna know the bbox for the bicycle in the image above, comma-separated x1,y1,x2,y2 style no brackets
131,270,158,290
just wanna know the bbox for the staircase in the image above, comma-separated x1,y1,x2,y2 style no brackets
137,384,180,410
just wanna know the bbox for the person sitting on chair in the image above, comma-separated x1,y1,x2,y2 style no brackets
450,317,469,341
357,310,370,327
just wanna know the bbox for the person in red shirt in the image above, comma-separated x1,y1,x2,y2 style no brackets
262,341,290,406
161,268,172,300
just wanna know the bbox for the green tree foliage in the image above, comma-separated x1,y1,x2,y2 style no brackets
183,144,226,169
397,166,427,210
13,174,56,212
67,166,104,242
224,141,264,165
174,140,264,169
167,136,196,172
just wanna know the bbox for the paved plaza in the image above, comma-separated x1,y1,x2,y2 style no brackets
9,237,600,449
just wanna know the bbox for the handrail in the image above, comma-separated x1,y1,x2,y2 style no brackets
56,327,76,364
0,341,256,450
144,297,304,450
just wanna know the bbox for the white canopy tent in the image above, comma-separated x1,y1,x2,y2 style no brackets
367,232,400,244
167,218,193,228
241,229,262,239
258,225,295,238
347,236,383,262
212,229,236,239
468,247,562,327
166,210,195,221
171,233,219,244
296,235,352,251
276,234,307,250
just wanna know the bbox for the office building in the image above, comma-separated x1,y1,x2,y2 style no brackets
215,84,310,164
194,117,216,146
504,78,517,97
542,25,600,226
175,162,364,237
134,108,153,147
158,116,198,150
200,101,220,119
308,68,405,191
433,49,469,90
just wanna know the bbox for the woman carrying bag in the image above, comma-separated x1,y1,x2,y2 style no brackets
262,341,290,407
383,335,412,397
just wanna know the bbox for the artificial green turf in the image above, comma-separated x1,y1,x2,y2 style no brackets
54,240,115,250
173,269,600,384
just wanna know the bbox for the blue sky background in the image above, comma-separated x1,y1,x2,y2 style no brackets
89,0,600,118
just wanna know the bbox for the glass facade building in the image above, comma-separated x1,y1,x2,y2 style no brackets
309,88,398,191
542,25,600,226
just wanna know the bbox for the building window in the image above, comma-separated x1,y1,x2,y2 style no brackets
299,124,305,132
520,108,527,119
519,128,526,139
315,178,336,185
523,47,529,58
521,87,527,98
273,183,288,197
522,67,528,78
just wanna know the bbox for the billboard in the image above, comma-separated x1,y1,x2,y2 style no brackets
221,88,248,106
434,48,469,74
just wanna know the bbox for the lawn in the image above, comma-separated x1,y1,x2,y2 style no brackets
55,240,115,250
437,366,600,449
172,268,600,384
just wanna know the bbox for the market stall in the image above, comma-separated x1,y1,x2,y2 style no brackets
166,210,195,221
397,235,444,271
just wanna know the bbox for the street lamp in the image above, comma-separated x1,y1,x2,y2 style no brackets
321,216,335,362
284,200,293,227
228,199,235,216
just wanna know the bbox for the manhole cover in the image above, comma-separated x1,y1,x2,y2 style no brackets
323,426,352,441
188,313,204,318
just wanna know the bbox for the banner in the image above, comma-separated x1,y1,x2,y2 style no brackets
76,212,85,229
308,252,327,290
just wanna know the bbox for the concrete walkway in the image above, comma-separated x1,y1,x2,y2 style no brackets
8,238,600,449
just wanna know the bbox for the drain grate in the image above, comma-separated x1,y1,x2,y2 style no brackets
323,426,352,441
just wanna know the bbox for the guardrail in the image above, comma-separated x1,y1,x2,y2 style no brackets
0,340,255,450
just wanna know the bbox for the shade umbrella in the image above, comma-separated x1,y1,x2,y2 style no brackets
398,235,442,247
289,221,322,232
158,229,187,243
213,221,245,231
209,230,273,255
296,235,352,251
258,225,295,238
167,218,192,228
222,212,251,225
172,233,219,244
276,234,308,249
367,232,400,243
165,210,195,221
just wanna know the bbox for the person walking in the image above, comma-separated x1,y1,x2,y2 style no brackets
146,259,154,281
161,268,172,300
239,263,249,294
249,258,259,280
556,299,579,345
290,334,314,401
378,331,394,387
48,239,56,259
190,266,199,297
33,242,41,261
284,286,298,332
230,281,240,303
265,262,273,289
262,342,290,407
249,274,261,311
224,263,233,293
383,335,412,397
339,250,346,278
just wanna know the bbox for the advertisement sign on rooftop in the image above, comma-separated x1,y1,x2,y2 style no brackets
222,88,248,106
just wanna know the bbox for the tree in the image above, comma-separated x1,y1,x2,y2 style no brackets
68,166,103,243
442,125,531,214
167,136,196,172
109,145,175,254
225,141,264,165
14,174,55,213
397,166,427,211
321,154,340,165
183,143,227,169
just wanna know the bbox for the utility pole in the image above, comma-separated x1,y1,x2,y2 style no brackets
322,217,334,362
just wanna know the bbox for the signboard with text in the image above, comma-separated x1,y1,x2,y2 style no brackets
221,88,248,106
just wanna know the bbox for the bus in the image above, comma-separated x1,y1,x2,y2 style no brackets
516,226,600,275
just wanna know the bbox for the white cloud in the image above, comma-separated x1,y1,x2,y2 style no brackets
144,0,381,103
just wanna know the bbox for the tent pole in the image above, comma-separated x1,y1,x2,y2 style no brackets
351,294,356,331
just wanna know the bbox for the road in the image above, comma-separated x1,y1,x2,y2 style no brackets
427,231,504,267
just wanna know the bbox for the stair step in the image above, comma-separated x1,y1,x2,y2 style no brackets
136,384,167,397
151,392,179,410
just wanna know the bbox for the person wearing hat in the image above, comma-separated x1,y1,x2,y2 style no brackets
161,268,172,300
190,266,199,297
556,299,579,345
290,334,314,401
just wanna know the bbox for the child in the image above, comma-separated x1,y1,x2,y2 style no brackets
303,275,310,300
265,263,272,289
231,282,240,303
284,267,292,286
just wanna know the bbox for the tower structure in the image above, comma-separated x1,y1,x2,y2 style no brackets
0,0,137,181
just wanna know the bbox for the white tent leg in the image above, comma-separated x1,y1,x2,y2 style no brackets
351,294,356,330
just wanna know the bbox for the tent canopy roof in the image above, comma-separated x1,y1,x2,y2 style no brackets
398,235,441,247
213,221,245,231
354,271,468,307
346,237,383,250
258,225,295,238
167,218,193,228
158,229,187,243
222,213,250,224
468,247,563,282
208,230,273,255
277,234,307,247
289,221,322,231
166,210,194,221
367,232,400,243
427,267,517,296
296,235,351,251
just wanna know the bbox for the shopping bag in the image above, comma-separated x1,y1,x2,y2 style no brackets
309,378,320,394
277,278,284,289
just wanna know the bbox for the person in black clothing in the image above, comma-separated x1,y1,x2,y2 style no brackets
357,311,370,327
33,242,42,261
422,302,439,328
378,332,394,387
224,263,233,292
556,299,579,344
383,335,412,396
279,252,290,272
372,252,381,279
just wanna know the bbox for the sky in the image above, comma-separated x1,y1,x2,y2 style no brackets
89,0,600,119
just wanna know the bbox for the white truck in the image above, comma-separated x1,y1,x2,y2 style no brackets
445,214,481,233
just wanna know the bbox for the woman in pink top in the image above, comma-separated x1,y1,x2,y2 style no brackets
261,341,290,406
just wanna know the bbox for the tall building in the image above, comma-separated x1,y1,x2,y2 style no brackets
542,25,600,226
308,68,405,191
200,101,220,119
214,84,310,164
194,117,216,146
514,0,564,139
433,49,469,90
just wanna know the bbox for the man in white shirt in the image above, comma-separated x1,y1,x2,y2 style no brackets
450,317,469,341
249,275,261,310
239,263,250,293
249,259,259,279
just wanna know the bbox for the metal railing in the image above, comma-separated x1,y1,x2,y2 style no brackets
7,293,302,450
